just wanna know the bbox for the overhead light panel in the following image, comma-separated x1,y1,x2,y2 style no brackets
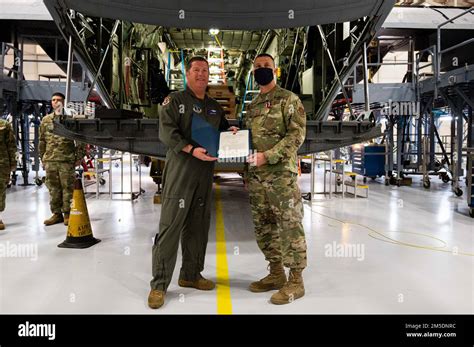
209,28,220,36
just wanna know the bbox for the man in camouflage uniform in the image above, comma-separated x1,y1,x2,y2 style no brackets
0,118,17,230
244,53,307,305
39,92,86,226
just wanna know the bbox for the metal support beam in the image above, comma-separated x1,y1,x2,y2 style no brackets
433,125,450,167
408,38,415,88
397,117,403,179
436,7,474,82
453,86,474,110
469,106,473,149
84,20,120,104
285,28,300,89
290,33,308,92
317,25,354,119
451,109,455,172
417,113,422,168
65,35,73,104
429,110,436,170
362,42,370,112
386,117,394,174
417,99,432,168
441,90,466,180
312,28,325,116
456,102,464,178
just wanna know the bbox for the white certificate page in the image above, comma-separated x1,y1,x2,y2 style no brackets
218,130,250,159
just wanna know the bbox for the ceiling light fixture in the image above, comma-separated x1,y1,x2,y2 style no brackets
209,28,220,36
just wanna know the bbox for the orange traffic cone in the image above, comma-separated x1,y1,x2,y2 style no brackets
58,179,100,249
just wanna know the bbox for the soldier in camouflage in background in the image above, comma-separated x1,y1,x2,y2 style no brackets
39,92,86,226
0,118,17,230
244,53,307,305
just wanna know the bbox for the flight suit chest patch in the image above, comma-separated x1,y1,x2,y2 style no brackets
193,105,202,114
207,109,218,116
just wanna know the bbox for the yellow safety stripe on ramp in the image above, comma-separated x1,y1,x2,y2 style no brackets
215,184,233,314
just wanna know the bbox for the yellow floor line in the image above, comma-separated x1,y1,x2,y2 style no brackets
215,184,233,314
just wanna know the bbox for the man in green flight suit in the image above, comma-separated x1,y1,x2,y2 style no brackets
148,56,238,309
0,118,17,230
244,53,308,305
39,92,86,226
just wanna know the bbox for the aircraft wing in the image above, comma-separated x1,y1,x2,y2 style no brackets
45,0,392,30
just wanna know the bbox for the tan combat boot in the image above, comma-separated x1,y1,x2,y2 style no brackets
249,262,287,293
44,213,64,226
178,274,215,290
270,269,305,305
63,213,70,226
0,220,5,230
148,289,165,309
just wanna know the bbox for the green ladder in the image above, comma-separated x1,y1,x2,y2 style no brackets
167,49,186,90
240,71,259,126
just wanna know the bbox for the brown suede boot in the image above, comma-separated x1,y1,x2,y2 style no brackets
270,269,305,305
148,289,165,309
249,262,287,293
178,274,215,290
63,213,70,226
0,220,5,230
44,213,64,226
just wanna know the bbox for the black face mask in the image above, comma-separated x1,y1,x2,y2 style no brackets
254,67,274,86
